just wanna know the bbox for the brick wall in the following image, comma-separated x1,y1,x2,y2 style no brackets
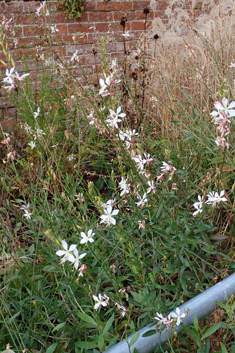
0,0,196,123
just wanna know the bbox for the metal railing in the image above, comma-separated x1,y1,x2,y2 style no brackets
104,273,235,353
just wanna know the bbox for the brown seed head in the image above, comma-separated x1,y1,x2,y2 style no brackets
120,16,127,27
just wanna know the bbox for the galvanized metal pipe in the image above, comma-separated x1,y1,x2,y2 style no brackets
104,273,235,353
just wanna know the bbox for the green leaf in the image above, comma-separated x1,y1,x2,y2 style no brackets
220,342,228,353
52,321,66,332
98,335,104,350
133,348,139,353
77,312,98,327
201,323,221,340
142,330,156,338
45,343,58,353
129,332,140,347
182,326,201,346
75,341,97,349
156,203,163,218
193,312,199,332
102,314,114,337
9,311,21,324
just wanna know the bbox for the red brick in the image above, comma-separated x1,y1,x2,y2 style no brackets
83,1,97,11
131,21,151,31
136,10,154,20
53,11,89,23
156,1,169,10
96,2,121,12
132,1,151,11
66,44,90,56
88,11,114,22
23,1,43,13
120,2,133,11
68,23,94,33
14,13,35,25
3,1,23,13
113,11,136,22
57,34,87,45
23,25,42,37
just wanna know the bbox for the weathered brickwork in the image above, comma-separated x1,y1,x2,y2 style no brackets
0,0,197,122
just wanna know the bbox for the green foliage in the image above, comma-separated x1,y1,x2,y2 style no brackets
0,7,235,353
58,0,85,18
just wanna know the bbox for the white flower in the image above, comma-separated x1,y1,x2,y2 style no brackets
100,205,119,225
147,180,156,194
93,294,108,310
73,248,87,269
23,209,32,220
132,154,146,170
143,153,153,164
99,76,111,96
206,190,227,205
119,177,130,196
51,25,59,33
136,193,148,207
3,68,15,84
122,31,130,38
193,195,204,216
160,161,172,173
111,58,117,69
210,97,235,118
154,312,172,328
70,50,79,62
229,62,235,67
80,229,95,244
33,107,40,118
28,141,36,149
67,154,75,161
215,136,229,149
14,72,30,81
56,240,77,264
116,303,128,318
106,107,126,129
169,307,187,326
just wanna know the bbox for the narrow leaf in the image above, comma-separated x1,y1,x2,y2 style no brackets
77,312,98,327
129,332,140,347
102,314,114,337
142,330,156,338
45,343,58,353
201,323,221,340
52,321,66,332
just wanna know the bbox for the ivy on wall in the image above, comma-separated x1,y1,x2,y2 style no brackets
58,0,85,18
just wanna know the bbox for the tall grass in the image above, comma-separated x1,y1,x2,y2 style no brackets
0,0,234,352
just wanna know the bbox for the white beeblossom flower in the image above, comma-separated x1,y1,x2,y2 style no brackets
210,97,235,118
73,248,87,269
147,180,156,194
100,205,119,226
80,229,95,244
99,76,111,96
33,107,40,118
132,154,146,170
106,107,126,129
93,294,109,310
119,177,130,196
193,195,204,216
154,312,172,328
169,307,187,326
122,30,130,37
28,141,36,149
136,193,148,207
205,190,227,206
50,25,59,33
56,240,76,264
229,62,235,68
70,50,79,62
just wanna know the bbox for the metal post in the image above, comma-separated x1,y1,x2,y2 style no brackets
104,273,235,353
